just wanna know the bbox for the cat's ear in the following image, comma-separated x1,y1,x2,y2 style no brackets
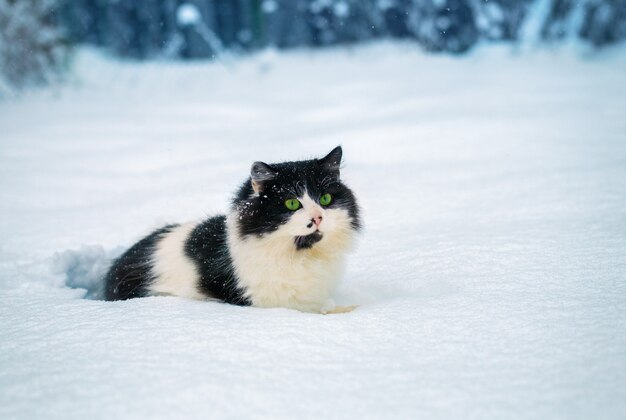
250,161,277,193
320,146,342,175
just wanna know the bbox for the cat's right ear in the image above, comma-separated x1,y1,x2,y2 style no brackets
320,145,342,176
250,161,277,193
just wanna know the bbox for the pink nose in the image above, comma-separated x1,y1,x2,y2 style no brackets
312,215,323,227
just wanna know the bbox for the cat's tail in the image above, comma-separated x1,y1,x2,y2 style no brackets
51,245,122,299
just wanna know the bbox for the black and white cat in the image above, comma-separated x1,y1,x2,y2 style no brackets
104,146,361,313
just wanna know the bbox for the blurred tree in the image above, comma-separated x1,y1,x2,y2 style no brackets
60,0,105,45
380,0,412,39
177,1,220,58
263,0,312,48
471,0,534,41
541,0,579,41
0,0,68,91
581,0,626,46
540,0,626,46
407,0,479,53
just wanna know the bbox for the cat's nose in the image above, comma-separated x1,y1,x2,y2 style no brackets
310,208,323,227
311,215,323,227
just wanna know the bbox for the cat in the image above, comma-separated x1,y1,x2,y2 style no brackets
104,146,361,314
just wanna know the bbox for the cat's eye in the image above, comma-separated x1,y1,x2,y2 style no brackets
319,193,332,206
285,199,301,211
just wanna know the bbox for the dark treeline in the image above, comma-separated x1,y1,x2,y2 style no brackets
1,0,625,91
61,0,626,58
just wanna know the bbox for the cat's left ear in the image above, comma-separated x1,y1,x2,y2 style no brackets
320,146,342,176
251,161,277,193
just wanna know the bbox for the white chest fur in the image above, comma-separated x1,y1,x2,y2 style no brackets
226,211,354,313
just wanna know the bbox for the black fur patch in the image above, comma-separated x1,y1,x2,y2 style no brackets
104,225,177,301
294,232,323,249
184,216,250,306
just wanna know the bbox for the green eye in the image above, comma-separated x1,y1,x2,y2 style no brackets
285,199,301,211
320,193,332,206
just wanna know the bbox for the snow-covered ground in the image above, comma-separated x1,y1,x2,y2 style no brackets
1,43,626,419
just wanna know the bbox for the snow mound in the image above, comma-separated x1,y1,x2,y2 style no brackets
50,245,121,299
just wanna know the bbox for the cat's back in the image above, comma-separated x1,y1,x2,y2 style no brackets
104,216,247,303
104,224,179,301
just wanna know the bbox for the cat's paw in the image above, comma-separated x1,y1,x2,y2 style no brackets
321,305,358,315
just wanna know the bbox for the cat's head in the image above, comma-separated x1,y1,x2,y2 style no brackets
231,146,361,250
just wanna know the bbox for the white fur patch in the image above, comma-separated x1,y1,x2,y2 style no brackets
148,222,206,300
226,195,356,313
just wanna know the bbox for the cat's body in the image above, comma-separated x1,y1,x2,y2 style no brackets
104,147,361,313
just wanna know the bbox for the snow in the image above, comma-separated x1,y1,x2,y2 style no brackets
177,3,201,26
261,0,278,14
1,42,626,419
